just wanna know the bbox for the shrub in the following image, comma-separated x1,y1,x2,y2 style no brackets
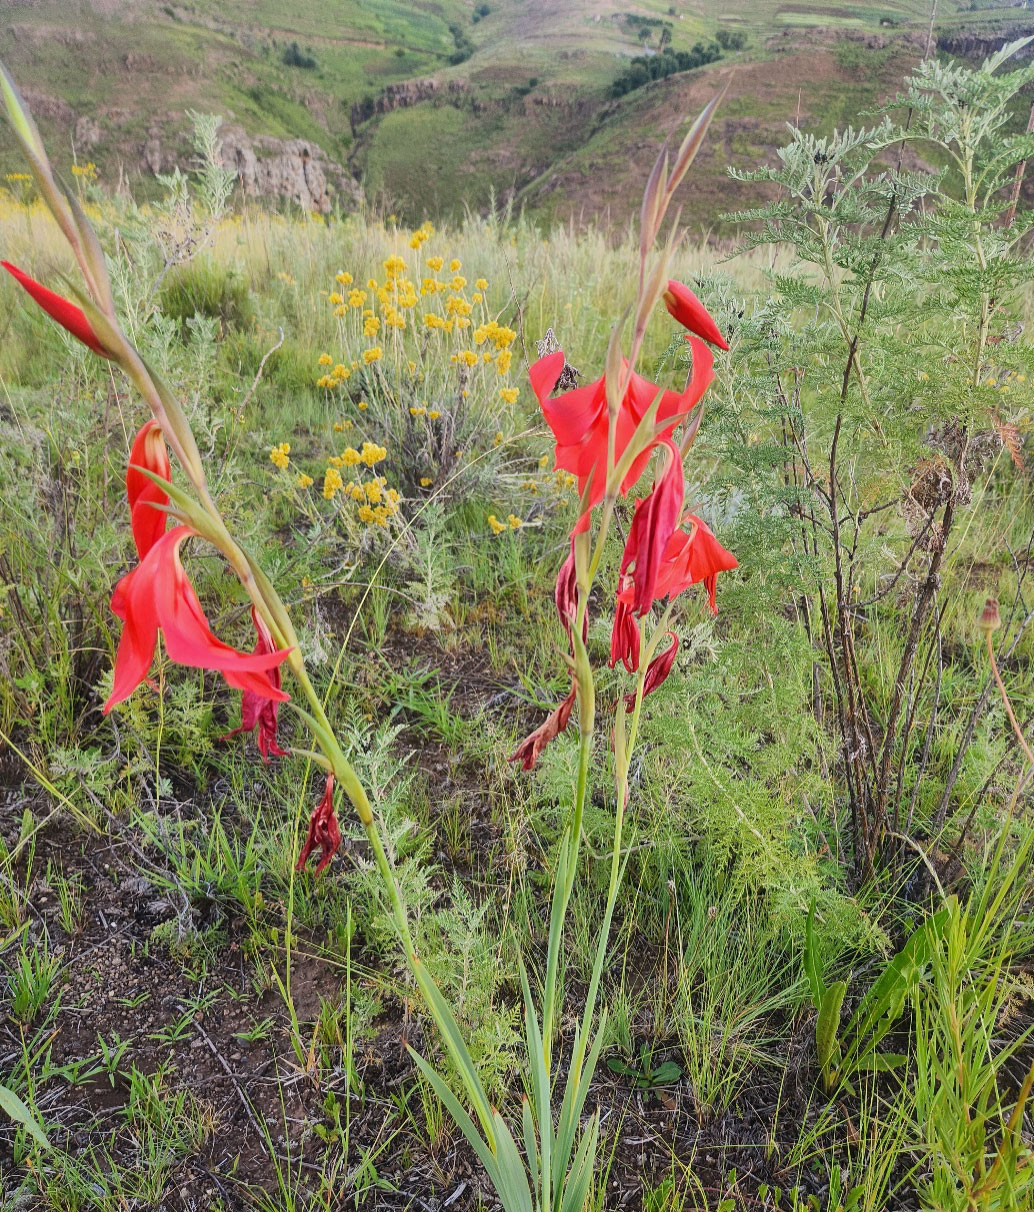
159,259,254,334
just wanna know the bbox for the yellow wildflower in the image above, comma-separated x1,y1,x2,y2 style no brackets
508,514,522,530
426,255,444,272
323,467,343,499
488,514,507,535
451,276,467,291
450,258,461,272
357,504,376,524
328,292,343,305
410,406,427,417
336,271,353,285
500,386,519,405
318,353,333,366
296,473,314,489
420,476,433,487
270,442,291,470
361,441,387,466
358,400,368,411
497,349,512,375
494,431,503,447
475,277,488,291
428,410,441,420
341,447,362,467
364,347,383,365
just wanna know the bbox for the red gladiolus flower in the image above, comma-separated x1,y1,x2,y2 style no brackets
509,686,576,771
555,537,588,645
623,632,679,712
621,514,738,615
617,439,685,617
297,773,342,875
221,608,290,762
2,261,110,358
610,596,641,674
104,525,292,713
530,340,713,532
663,280,728,351
126,420,171,559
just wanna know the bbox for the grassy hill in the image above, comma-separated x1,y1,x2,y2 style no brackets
1,0,1032,229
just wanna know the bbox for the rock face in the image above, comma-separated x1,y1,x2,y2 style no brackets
350,77,470,133
216,124,361,213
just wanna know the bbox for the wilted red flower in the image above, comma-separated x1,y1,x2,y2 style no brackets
2,260,110,358
663,280,728,351
104,526,292,712
529,339,713,532
555,537,588,644
509,686,576,771
221,607,290,762
621,513,738,615
126,420,171,559
617,439,685,617
610,596,641,673
623,632,679,712
297,773,342,875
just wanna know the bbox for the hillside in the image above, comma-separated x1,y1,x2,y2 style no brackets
1,0,1033,229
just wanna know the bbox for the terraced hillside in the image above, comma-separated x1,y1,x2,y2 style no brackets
1,0,1032,228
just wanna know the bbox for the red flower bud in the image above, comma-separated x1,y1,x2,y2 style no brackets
2,261,110,358
663,280,729,351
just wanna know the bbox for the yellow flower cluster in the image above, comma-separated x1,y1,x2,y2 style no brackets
488,513,523,534
71,161,97,180
270,442,290,470
409,220,434,250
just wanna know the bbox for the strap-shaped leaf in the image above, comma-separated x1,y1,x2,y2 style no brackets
804,899,825,1006
0,1085,50,1151
816,980,846,1081
407,1049,502,1195
519,957,551,1206
491,1108,535,1212
561,1113,600,1212
411,954,496,1145
521,1096,539,1197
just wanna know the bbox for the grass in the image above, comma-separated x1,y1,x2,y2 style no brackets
3,48,1034,1207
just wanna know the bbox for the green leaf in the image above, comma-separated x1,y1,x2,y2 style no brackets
411,955,496,1144
804,898,825,1006
816,980,847,1081
0,1085,50,1150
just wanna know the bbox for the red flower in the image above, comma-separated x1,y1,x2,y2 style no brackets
554,537,588,645
2,261,110,358
221,607,290,762
509,687,576,771
126,420,171,559
663,280,728,351
623,632,679,712
617,439,685,617
297,773,342,875
610,596,641,673
530,340,713,532
621,514,738,615
104,525,292,713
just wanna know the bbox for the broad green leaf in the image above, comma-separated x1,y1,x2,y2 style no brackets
817,980,847,1079
0,1085,50,1150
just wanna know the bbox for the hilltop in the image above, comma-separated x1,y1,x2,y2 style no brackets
1,0,1032,230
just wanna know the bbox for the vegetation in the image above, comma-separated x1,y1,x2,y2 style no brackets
2,36,1034,1212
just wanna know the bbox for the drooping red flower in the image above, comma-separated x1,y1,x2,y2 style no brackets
620,513,738,615
555,537,588,645
617,439,685,617
509,687,577,771
297,773,342,875
2,260,110,358
610,595,641,673
104,526,292,712
623,632,679,712
126,420,171,559
221,607,290,762
530,339,713,532
663,280,728,351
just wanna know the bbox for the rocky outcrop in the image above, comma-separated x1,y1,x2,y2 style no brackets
215,124,362,214
350,77,470,133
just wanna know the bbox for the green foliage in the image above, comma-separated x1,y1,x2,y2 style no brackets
159,258,254,332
